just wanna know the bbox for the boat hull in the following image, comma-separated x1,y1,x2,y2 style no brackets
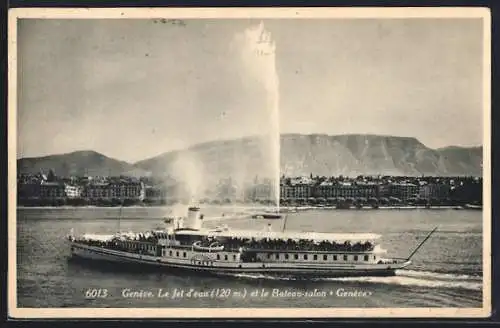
251,214,282,219
69,243,410,278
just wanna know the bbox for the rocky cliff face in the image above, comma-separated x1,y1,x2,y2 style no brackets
136,134,483,178
279,134,482,177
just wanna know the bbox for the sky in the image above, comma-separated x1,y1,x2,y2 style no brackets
16,18,485,163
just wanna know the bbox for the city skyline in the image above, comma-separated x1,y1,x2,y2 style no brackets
17,18,485,162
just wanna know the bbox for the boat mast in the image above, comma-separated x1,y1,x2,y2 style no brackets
281,213,288,232
406,226,438,261
118,199,124,234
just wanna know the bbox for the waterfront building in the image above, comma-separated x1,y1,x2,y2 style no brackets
83,181,145,202
351,181,378,199
280,184,298,200
333,183,358,198
18,182,42,200
40,181,66,200
450,178,482,204
280,182,313,201
377,183,391,198
82,182,109,200
65,184,83,199
294,183,313,199
290,176,314,186
389,183,419,202
315,181,335,198
419,183,451,200
16,172,483,206
144,185,167,203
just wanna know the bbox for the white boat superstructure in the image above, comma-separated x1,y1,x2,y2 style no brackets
67,207,435,278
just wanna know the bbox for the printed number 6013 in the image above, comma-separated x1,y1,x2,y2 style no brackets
84,288,108,299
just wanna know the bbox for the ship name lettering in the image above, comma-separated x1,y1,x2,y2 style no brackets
270,288,326,298
335,288,373,297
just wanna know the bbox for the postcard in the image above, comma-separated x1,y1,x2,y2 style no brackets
8,7,491,319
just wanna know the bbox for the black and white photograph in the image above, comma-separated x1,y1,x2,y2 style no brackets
9,7,491,318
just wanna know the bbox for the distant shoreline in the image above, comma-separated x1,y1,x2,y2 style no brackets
16,205,481,211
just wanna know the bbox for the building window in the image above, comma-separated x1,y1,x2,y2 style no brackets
233,255,236,260
294,254,298,260
313,254,318,260
183,252,186,258
275,254,280,260
224,255,228,261
343,255,348,261
217,254,220,260
364,255,369,261
176,251,179,257
303,254,308,260
169,251,172,256
285,254,289,260
323,254,328,261
333,255,337,261
354,255,358,261
267,253,272,259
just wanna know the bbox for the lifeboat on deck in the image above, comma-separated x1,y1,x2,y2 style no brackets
192,240,225,252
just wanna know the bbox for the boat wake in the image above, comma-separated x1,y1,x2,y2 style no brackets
330,269,482,291
219,269,482,291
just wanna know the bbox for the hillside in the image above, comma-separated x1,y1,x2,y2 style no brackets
135,134,483,178
17,150,148,177
279,134,483,177
17,134,483,178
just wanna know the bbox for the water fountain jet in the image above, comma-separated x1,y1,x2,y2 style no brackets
237,21,281,212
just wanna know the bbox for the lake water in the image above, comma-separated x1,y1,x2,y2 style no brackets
16,206,483,308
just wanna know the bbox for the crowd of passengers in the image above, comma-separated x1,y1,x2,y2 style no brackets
198,236,374,252
74,234,158,255
75,232,375,253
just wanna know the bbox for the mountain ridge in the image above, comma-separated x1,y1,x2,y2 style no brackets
17,150,149,178
17,134,483,178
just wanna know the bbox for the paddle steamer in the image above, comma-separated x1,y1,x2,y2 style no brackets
67,207,433,277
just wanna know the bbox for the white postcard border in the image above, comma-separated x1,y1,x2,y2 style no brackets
7,6,492,319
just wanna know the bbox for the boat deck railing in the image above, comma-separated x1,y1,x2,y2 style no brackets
165,244,377,254
74,235,379,255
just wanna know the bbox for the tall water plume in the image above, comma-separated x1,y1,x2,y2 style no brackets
168,149,205,205
235,21,281,210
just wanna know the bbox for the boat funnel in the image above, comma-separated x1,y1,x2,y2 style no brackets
183,206,203,230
